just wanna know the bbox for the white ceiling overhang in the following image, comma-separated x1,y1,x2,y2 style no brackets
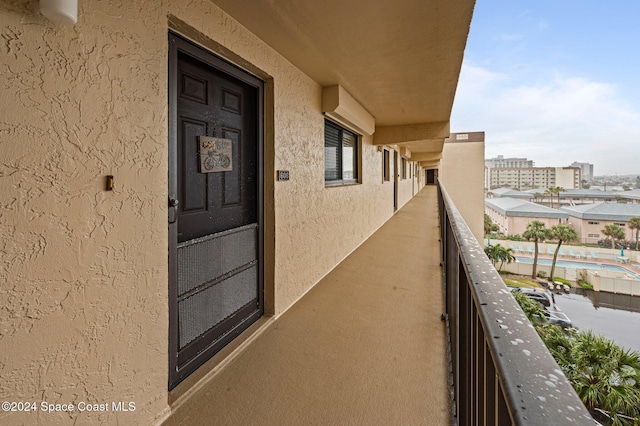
210,0,475,157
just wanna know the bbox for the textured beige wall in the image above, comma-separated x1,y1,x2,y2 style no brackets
1,1,399,424
1,1,169,425
397,158,414,210
555,167,579,189
274,127,394,312
439,141,484,243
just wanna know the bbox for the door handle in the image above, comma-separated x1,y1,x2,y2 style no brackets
168,198,179,223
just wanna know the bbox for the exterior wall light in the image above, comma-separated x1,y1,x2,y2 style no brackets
40,0,77,24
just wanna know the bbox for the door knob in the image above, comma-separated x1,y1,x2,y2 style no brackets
168,198,179,223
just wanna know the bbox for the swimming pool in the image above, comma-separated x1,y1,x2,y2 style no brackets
515,257,640,280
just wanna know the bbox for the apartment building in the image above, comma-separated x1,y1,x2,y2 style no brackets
486,166,581,191
570,161,594,182
485,197,569,236
561,203,640,244
485,155,534,168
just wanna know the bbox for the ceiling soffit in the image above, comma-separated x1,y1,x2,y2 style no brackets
420,160,441,168
412,152,443,162
211,0,475,127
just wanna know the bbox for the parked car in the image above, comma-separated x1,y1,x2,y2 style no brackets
542,308,573,329
509,287,552,307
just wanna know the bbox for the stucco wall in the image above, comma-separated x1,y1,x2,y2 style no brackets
508,216,562,236
439,140,484,243
485,207,564,237
396,155,414,210
485,205,508,235
572,218,636,245
569,216,586,243
1,1,169,425
1,1,400,424
556,167,579,189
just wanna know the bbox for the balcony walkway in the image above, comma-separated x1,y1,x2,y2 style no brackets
163,187,449,425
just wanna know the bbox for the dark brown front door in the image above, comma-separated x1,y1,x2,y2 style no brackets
426,169,436,185
168,33,263,389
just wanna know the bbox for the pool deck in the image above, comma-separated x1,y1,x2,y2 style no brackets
514,254,640,279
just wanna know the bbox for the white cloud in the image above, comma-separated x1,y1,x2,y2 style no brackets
451,62,640,175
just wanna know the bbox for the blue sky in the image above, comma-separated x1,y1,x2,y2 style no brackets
451,1,640,176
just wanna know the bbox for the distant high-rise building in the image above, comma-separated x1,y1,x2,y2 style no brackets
570,161,594,182
485,155,534,169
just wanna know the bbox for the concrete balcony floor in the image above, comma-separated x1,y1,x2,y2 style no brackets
163,187,449,425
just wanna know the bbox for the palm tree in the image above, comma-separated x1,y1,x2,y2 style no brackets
566,331,640,425
497,245,515,271
614,195,626,204
555,186,565,208
545,186,564,209
512,292,548,327
519,305,640,425
536,324,574,368
628,217,640,250
549,224,578,280
602,224,625,249
484,213,498,236
484,244,515,271
514,299,640,425
544,187,555,208
523,221,551,279
533,192,544,204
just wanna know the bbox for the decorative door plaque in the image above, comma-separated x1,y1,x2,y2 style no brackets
199,136,233,173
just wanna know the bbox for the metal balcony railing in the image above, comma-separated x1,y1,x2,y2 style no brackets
437,182,596,425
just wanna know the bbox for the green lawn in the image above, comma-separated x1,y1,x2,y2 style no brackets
502,276,543,289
